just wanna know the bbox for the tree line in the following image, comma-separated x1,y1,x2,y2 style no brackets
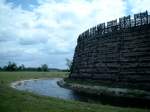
0,61,49,72
0,59,72,72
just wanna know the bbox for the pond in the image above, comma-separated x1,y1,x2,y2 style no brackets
11,78,80,100
11,78,150,108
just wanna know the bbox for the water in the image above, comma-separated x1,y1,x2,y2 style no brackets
12,78,150,108
13,78,80,100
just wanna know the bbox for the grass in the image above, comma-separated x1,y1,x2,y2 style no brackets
64,78,149,90
62,79,150,100
0,72,68,85
0,72,149,112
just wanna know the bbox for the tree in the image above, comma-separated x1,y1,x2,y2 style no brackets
3,65,7,71
18,64,25,71
41,64,48,71
6,61,17,71
66,58,72,72
37,67,42,71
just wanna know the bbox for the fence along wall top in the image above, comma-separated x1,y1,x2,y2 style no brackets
79,11,149,40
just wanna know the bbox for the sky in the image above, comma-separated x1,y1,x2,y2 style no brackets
0,0,150,69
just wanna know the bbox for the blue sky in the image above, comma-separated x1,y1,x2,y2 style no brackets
0,0,150,68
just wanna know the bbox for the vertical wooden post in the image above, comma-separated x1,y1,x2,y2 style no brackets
146,10,148,24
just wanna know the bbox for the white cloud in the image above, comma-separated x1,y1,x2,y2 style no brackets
127,0,150,14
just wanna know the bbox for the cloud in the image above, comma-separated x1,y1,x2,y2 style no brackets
126,0,150,14
1,0,149,68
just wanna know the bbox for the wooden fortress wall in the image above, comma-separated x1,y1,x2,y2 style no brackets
70,11,150,88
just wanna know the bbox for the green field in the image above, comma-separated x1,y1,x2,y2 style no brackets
0,72,149,112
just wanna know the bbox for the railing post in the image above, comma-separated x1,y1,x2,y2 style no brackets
146,10,148,24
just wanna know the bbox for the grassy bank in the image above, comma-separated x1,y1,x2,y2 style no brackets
60,78,150,107
63,78,150,99
0,72,149,112
64,78,150,90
